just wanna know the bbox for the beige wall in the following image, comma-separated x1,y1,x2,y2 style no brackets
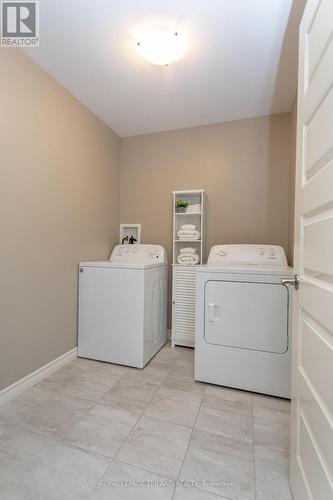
120,114,293,324
120,113,292,260
0,49,120,390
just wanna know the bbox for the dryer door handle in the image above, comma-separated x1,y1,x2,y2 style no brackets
208,303,220,322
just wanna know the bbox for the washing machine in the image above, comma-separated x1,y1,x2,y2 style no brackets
195,244,293,398
78,244,168,368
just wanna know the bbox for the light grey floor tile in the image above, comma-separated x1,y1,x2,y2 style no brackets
149,358,175,371
176,346,195,359
253,406,290,452
174,485,229,499
117,415,192,479
195,405,253,442
90,460,174,499
0,482,51,500
14,386,55,406
0,343,292,500
37,364,121,402
172,352,195,377
63,418,133,458
144,387,201,427
203,385,252,417
252,394,290,413
162,375,206,399
255,445,292,500
100,377,158,413
71,357,131,377
150,347,180,366
124,364,170,385
0,400,34,426
171,363,195,378
0,424,109,500
17,391,95,440
86,403,141,427
180,429,255,500
154,385,203,408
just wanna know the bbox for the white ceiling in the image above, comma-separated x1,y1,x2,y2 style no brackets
24,0,305,137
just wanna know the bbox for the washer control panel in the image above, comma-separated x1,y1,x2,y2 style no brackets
110,244,167,264
208,244,287,267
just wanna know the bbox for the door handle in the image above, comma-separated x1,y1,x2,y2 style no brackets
281,274,299,290
208,303,215,322
208,303,220,322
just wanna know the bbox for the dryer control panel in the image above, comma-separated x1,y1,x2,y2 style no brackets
207,244,287,267
110,244,167,264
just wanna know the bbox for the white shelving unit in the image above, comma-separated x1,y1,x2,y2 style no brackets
171,189,206,348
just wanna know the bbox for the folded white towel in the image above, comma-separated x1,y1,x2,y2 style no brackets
177,230,200,240
186,204,201,213
180,247,198,255
178,230,198,236
177,254,200,265
181,224,197,231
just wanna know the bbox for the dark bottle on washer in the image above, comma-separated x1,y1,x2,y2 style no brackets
129,236,137,245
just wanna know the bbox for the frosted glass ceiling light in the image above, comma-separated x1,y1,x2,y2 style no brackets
137,26,186,65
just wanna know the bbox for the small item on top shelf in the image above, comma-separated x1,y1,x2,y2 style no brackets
175,199,189,213
185,203,201,213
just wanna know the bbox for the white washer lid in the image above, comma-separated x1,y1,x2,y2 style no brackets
80,244,167,269
110,244,167,265
79,261,165,270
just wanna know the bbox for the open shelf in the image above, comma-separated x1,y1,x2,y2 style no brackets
174,239,201,242
175,212,202,216
172,189,205,266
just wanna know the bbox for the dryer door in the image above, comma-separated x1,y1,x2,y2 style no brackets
204,280,288,353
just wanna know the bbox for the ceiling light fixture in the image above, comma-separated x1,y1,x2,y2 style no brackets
137,26,186,66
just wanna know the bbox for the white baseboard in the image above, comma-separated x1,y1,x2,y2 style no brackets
0,348,78,407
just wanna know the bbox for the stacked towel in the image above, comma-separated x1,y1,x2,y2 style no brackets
185,204,201,213
180,247,197,254
177,224,200,240
181,224,197,231
177,247,200,265
177,230,200,240
177,254,200,265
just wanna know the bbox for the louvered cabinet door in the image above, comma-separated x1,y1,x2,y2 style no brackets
171,266,196,347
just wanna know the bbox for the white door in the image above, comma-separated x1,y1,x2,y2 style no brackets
204,281,288,353
290,0,333,498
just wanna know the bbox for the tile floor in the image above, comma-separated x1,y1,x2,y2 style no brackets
0,343,292,500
